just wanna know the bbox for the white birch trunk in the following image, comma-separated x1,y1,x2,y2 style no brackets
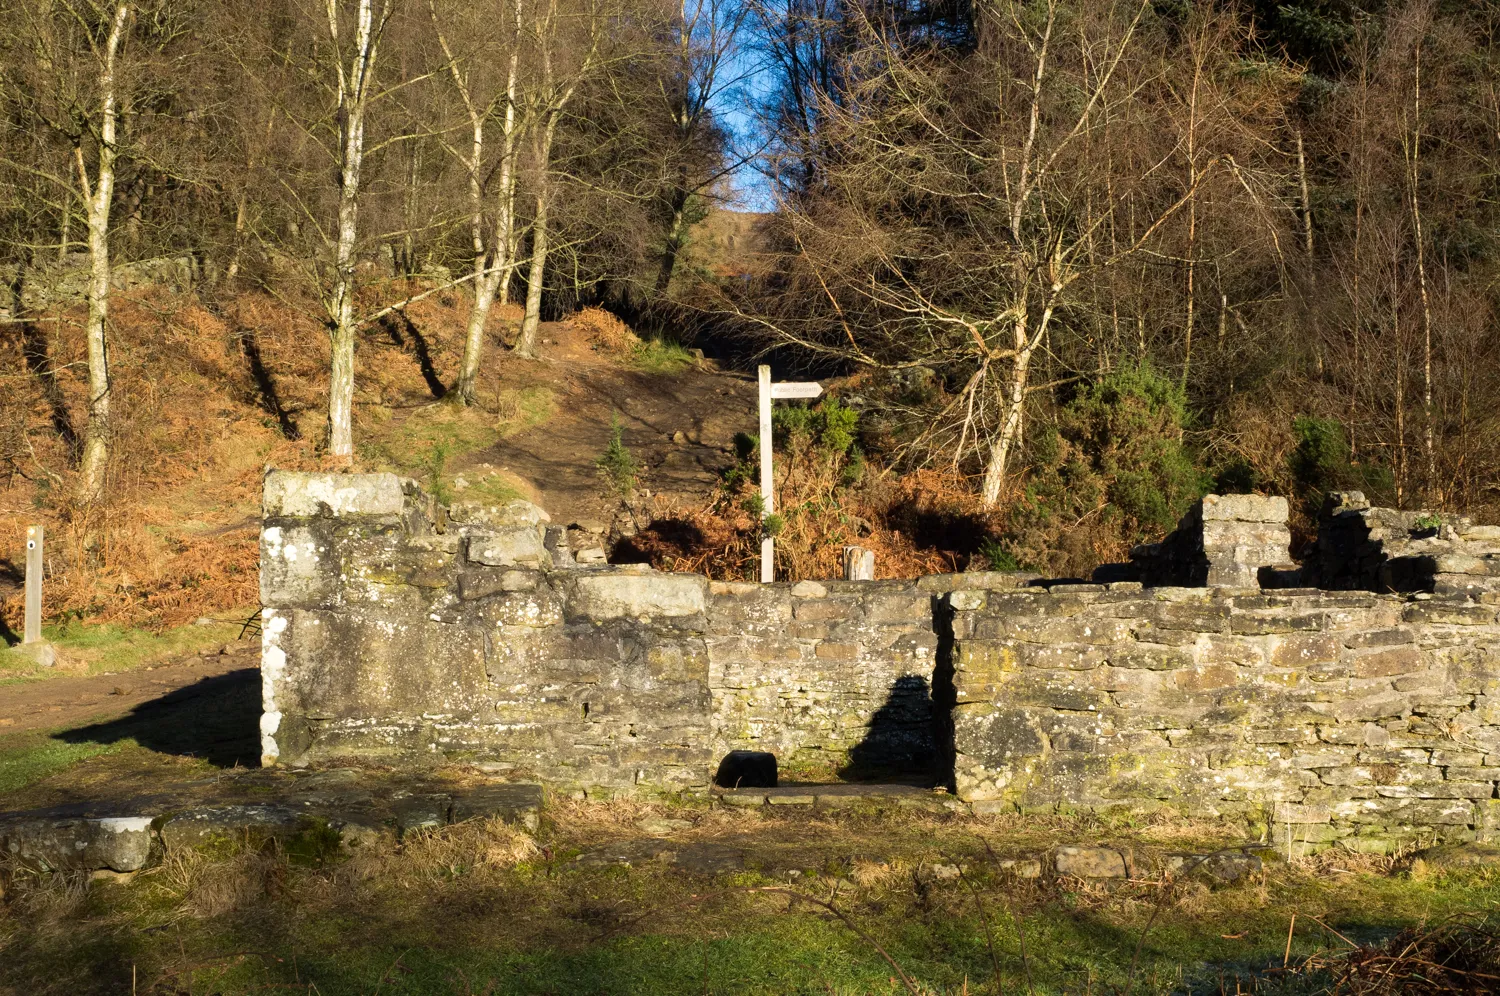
325,0,382,460
515,178,550,358
78,2,130,502
515,112,558,359
455,42,520,402
980,303,1053,508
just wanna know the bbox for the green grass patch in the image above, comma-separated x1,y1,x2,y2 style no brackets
631,338,696,375
0,613,253,685
0,730,120,796
452,470,529,506
4,853,1498,994
362,388,555,498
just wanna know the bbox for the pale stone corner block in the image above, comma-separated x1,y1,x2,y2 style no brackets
263,471,406,518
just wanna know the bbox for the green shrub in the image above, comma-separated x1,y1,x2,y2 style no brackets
999,362,1209,574
596,412,639,498
1288,416,1393,512
772,397,859,457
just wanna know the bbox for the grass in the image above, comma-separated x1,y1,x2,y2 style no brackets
5,832,1498,994
631,337,696,375
361,387,554,499
0,730,120,795
452,470,529,506
3,783,1498,994
0,612,254,685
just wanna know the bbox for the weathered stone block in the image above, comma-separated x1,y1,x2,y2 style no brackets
1270,633,1343,667
1055,846,1127,878
567,571,707,620
953,705,1047,763
458,569,539,600
0,814,155,872
1174,663,1239,692
1105,643,1194,670
1404,601,1497,626
1200,493,1289,523
449,499,550,528
1344,628,1416,649
261,521,342,608
264,471,406,518
467,527,547,568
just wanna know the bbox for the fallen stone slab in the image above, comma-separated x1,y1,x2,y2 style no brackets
1410,843,1500,871
995,857,1044,879
1165,849,1265,884
0,811,155,872
449,783,545,830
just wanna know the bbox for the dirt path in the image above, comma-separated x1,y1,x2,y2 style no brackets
0,646,259,734
473,326,757,528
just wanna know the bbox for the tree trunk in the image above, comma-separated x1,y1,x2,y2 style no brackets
454,40,520,404
325,0,381,461
515,183,549,358
980,302,1053,508
981,349,1031,508
654,189,688,295
78,2,130,503
515,109,558,359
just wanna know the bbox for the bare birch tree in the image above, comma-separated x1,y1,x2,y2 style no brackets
323,0,394,460
513,0,601,358
1,1,133,500
432,0,526,404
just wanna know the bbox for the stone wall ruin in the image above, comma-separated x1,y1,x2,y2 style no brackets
261,473,1500,851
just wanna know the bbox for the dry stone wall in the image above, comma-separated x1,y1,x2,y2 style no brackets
261,473,1500,849
1306,491,1500,596
1130,494,1294,588
947,583,1500,850
260,472,964,794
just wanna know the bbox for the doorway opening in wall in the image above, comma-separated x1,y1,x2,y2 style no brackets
713,625,960,800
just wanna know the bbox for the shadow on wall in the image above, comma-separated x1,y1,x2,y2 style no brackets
839,674,940,785
713,594,959,789
58,668,262,768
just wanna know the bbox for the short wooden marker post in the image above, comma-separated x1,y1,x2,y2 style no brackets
842,545,874,581
24,524,42,644
757,366,824,584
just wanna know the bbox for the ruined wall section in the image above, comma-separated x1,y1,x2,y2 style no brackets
261,472,978,794
1129,494,1294,588
705,574,1029,777
260,471,716,793
948,583,1500,849
1305,491,1500,596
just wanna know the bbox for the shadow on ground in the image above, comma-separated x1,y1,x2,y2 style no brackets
58,667,261,768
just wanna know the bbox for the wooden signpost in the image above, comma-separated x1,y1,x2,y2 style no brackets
24,524,42,644
758,365,823,583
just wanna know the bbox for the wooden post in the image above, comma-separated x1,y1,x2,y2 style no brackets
842,545,874,581
758,365,774,583
24,524,42,644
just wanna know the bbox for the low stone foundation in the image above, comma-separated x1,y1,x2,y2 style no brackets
261,473,1500,849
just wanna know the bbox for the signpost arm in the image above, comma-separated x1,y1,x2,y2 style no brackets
758,365,774,583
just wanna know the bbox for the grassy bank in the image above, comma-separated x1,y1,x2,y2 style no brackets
3,800,1497,995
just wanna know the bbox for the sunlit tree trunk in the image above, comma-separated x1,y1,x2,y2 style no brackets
445,0,522,403
515,164,552,358
325,0,386,460
78,3,131,502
